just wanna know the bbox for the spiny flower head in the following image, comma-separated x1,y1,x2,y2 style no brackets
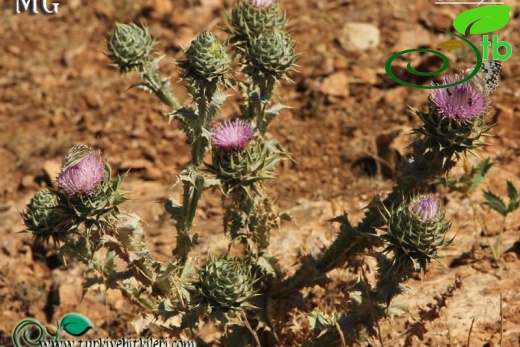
180,31,231,82
107,23,156,73
249,0,275,9
57,153,105,195
411,196,439,222
213,119,254,152
431,75,489,123
247,30,297,78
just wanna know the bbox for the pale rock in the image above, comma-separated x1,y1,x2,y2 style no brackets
338,22,380,52
321,71,349,97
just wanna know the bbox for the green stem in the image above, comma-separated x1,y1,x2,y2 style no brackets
138,61,182,111
256,74,277,136
174,80,218,260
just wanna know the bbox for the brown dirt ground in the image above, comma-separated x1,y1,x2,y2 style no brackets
1,0,520,346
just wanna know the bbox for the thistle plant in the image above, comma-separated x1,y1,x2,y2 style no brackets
276,73,497,344
20,1,507,345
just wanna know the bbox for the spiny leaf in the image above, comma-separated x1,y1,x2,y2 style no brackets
469,158,492,192
483,190,507,216
506,180,519,213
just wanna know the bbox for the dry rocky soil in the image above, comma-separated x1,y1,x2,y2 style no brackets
1,0,520,346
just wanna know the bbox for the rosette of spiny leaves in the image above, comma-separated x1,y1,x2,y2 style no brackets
22,189,74,245
197,256,256,322
226,0,287,48
413,75,492,171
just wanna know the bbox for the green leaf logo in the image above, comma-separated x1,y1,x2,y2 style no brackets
453,6,514,35
59,313,93,337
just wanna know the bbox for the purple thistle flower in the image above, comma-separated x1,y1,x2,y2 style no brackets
57,154,105,195
213,119,254,153
249,0,275,9
431,75,489,123
411,196,439,222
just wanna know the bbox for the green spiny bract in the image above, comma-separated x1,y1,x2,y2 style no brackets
55,164,128,233
412,98,492,167
198,257,256,315
107,23,156,73
381,196,452,273
206,137,281,192
22,190,73,244
178,31,232,83
245,30,297,79
227,0,286,46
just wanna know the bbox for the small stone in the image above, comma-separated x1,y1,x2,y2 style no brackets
392,28,431,53
144,166,163,181
148,0,173,20
423,9,456,30
503,251,518,263
84,93,102,109
321,72,349,97
20,175,37,189
338,23,380,52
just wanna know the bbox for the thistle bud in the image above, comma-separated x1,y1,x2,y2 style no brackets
22,190,72,244
247,30,297,78
198,257,255,310
107,23,156,73
227,0,286,43
382,196,452,272
411,196,439,222
180,31,231,82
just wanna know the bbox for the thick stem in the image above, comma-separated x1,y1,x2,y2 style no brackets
174,80,219,260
